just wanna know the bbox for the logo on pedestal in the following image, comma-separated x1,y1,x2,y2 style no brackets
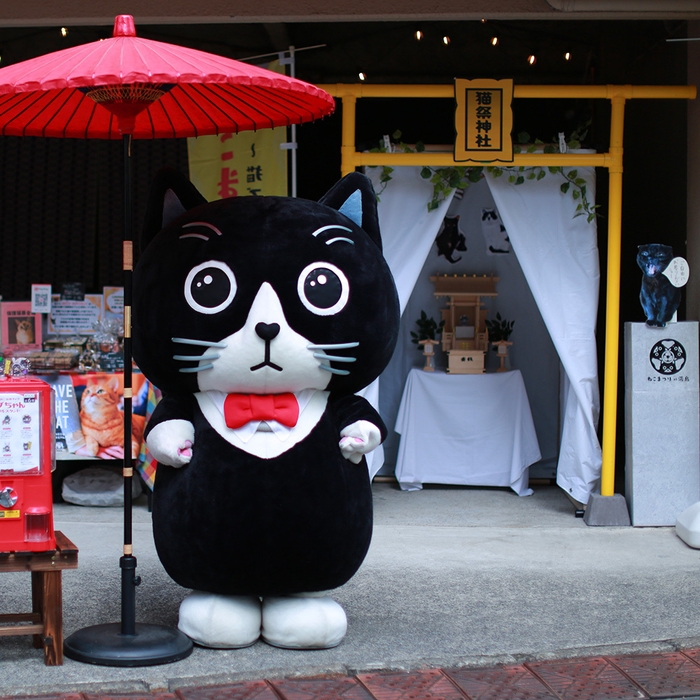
650,339,686,375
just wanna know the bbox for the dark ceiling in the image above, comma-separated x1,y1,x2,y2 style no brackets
0,18,689,85
0,18,688,154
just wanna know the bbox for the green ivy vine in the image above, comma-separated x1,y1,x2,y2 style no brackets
369,128,600,223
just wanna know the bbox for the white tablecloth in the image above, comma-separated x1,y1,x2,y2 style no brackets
394,369,541,495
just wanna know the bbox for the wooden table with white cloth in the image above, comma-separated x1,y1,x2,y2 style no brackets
394,368,541,495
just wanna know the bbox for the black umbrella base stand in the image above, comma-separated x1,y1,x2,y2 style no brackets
64,622,193,667
64,554,193,666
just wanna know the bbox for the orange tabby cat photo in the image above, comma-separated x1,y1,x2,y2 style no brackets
74,374,145,459
13,317,34,344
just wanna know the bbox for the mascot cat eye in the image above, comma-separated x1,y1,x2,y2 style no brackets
298,262,349,315
184,260,237,314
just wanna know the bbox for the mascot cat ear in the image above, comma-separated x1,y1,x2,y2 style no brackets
140,168,382,252
140,167,208,253
319,172,382,252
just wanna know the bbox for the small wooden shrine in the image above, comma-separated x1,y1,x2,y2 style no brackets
430,273,498,374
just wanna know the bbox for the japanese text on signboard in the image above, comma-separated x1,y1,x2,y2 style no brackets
454,79,514,163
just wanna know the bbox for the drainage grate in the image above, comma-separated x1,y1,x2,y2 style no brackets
270,676,374,700
357,669,467,699
445,664,559,699
525,657,645,699
608,652,700,699
177,681,278,700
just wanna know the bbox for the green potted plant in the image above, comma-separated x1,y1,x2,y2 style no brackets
411,310,445,348
485,312,514,347
486,312,515,371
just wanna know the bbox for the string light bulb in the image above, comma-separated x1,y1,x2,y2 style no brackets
358,71,367,81
490,35,499,47
443,35,451,45
60,27,68,37
415,30,423,41
527,53,537,65
564,51,572,61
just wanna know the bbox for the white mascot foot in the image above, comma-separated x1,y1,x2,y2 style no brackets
178,591,262,648
261,594,347,649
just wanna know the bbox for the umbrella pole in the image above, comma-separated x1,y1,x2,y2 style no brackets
62,134,193,666
121,131,137,636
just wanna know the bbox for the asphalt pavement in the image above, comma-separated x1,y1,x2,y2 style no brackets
1,480,700,697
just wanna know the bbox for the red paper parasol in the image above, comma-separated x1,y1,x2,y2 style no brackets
0,15,334,667
0,14,334,138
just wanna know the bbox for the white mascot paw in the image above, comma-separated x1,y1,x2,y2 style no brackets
261,595,347,649
339,420,382,464
178,591,261,648
146,419,195,467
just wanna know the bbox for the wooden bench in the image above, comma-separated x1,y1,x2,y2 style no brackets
0,531,79,665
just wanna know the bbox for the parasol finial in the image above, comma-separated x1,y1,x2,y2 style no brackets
113,15,137,38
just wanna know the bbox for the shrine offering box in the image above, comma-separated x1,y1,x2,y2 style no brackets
431,274,499,375
447,349,486,374
0,376,56,552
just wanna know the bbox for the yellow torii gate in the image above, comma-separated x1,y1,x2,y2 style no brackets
319,82,696,499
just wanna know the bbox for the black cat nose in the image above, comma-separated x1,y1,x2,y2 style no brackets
255,323,280,341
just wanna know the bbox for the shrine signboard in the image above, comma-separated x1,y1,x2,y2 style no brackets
454,78,514,163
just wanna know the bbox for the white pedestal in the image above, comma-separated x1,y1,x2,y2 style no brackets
624,321,700,526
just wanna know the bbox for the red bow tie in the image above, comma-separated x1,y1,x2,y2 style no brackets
223,392,299,429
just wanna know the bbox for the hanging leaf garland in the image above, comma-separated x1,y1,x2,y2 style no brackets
369,129,600,222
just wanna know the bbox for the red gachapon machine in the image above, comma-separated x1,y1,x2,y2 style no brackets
0,359,56,552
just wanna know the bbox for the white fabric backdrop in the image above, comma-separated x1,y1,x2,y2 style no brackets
370,167,456,314
361,165,601,503
485,169,601,504
363,167,455,478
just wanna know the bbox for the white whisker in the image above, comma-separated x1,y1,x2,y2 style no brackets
173,353,220,362
307,342,359,350
313,352,356,363
173,337,228,349
179,364,214,373
319,364,351,375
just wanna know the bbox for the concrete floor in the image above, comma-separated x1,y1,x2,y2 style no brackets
1,480,699,696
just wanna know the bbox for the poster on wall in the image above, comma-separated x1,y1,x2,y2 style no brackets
187,60,289,200
63,372,149,460
1,301,42,353
37,373,81,453
0,388,42,473
48,294,103,335
103,286,124,323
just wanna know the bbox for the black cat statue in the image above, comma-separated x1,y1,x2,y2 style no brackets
636,243,682,328
133,169,399,650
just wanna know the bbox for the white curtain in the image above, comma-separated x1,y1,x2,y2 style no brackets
363,167,456,478
485,168,601,504
369,167,456,314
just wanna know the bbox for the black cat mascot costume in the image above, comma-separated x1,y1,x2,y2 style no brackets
133,169,399,649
